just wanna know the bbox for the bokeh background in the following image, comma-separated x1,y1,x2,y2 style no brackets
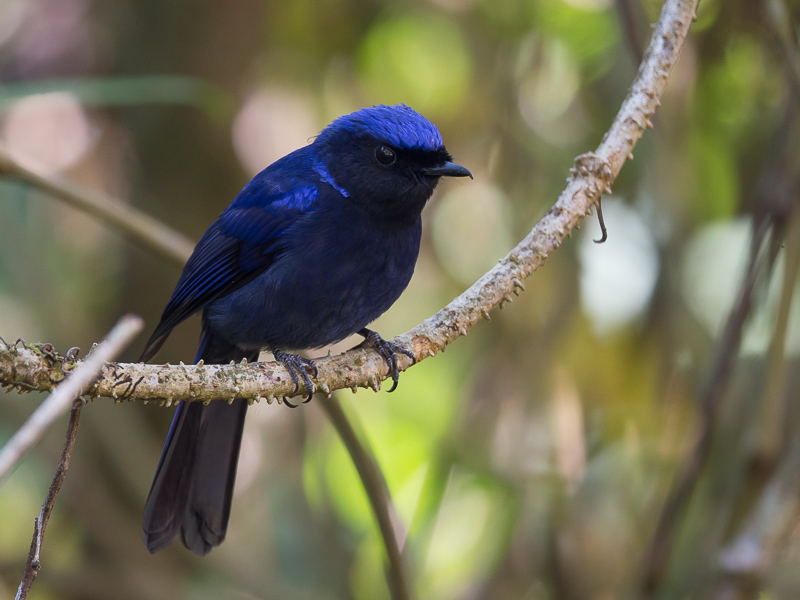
2,0,800,598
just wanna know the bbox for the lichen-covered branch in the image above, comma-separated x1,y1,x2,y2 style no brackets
7,316,143,600
0,316,144,481
0,0,699,405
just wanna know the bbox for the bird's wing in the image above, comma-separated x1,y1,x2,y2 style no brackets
139,185,318,362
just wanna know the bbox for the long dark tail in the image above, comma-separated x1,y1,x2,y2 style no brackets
142,328,259,555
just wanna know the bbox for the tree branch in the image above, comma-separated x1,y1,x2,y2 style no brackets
638,222,775,597
318,395,412,600
16,403,82,600
0,315,144,481
0,144,194,264
0,0,698,404
2,316,144,599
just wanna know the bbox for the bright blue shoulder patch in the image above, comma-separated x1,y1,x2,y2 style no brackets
312,159,350,198
318,104,444,152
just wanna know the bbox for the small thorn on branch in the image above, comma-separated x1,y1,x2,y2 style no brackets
369,375,381,392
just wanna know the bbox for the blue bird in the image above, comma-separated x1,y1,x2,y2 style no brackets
140,104,472,555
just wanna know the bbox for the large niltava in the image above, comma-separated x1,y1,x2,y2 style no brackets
140,104,472,555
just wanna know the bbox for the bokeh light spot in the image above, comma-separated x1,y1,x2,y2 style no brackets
232,87,318,176
2,92,95,175
578,199,660,334
681,218,750,338
358,15,472,115
518,38,588,144
432,182,513,286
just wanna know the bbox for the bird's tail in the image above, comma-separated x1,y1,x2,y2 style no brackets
142,328,258,555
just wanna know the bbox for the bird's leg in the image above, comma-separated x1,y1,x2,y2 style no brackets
358,328,416,393
273,349,318,408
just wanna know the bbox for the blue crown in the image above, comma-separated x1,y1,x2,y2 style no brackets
319,104,444,152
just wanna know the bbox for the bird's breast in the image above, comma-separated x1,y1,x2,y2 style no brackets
205,210,422,350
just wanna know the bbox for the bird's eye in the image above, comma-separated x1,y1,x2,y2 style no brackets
375,145,396,165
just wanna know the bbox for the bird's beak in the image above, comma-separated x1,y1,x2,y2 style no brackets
421,161,473,179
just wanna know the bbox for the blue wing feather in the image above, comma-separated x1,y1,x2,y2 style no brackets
139,172,318,362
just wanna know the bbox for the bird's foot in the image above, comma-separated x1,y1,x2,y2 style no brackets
273,349,318,408
359,328,416,393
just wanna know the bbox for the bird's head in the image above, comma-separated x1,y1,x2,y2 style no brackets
313,104,472,224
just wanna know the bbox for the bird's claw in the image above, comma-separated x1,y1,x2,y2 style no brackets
360,329,416,393
273,349,317,408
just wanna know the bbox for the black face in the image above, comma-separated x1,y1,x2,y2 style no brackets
390,147,455,183
368,143,455,220
319,133,469,225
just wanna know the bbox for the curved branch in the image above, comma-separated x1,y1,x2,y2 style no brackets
0,0,699,404
0,144,194,264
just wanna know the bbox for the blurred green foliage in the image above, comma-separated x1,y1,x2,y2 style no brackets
358,14,473,114
1,0,800,599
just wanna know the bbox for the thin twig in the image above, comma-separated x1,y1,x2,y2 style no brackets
0,144,194,264
758,210,800,461
638,212,782,598
0,0,699,404
0,315,144,483
15,401,83,600
639,68,800,593
717,436,800,586
7,315,143,600
765,0,800,98
317,394,411,600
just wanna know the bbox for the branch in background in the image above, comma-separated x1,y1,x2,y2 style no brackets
765,0,800,98
754,2,800,462
638,105,800,600
318,395,411,600
754,115,800,461
1,316,143,600
639,41,800,589
0,315,144,482
717,436,800,588
639,222,775,597
616,0,646,65
0,75,229,114
16,404,82,600
0,144,194,264
0,0,700,404
757,207,800,457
